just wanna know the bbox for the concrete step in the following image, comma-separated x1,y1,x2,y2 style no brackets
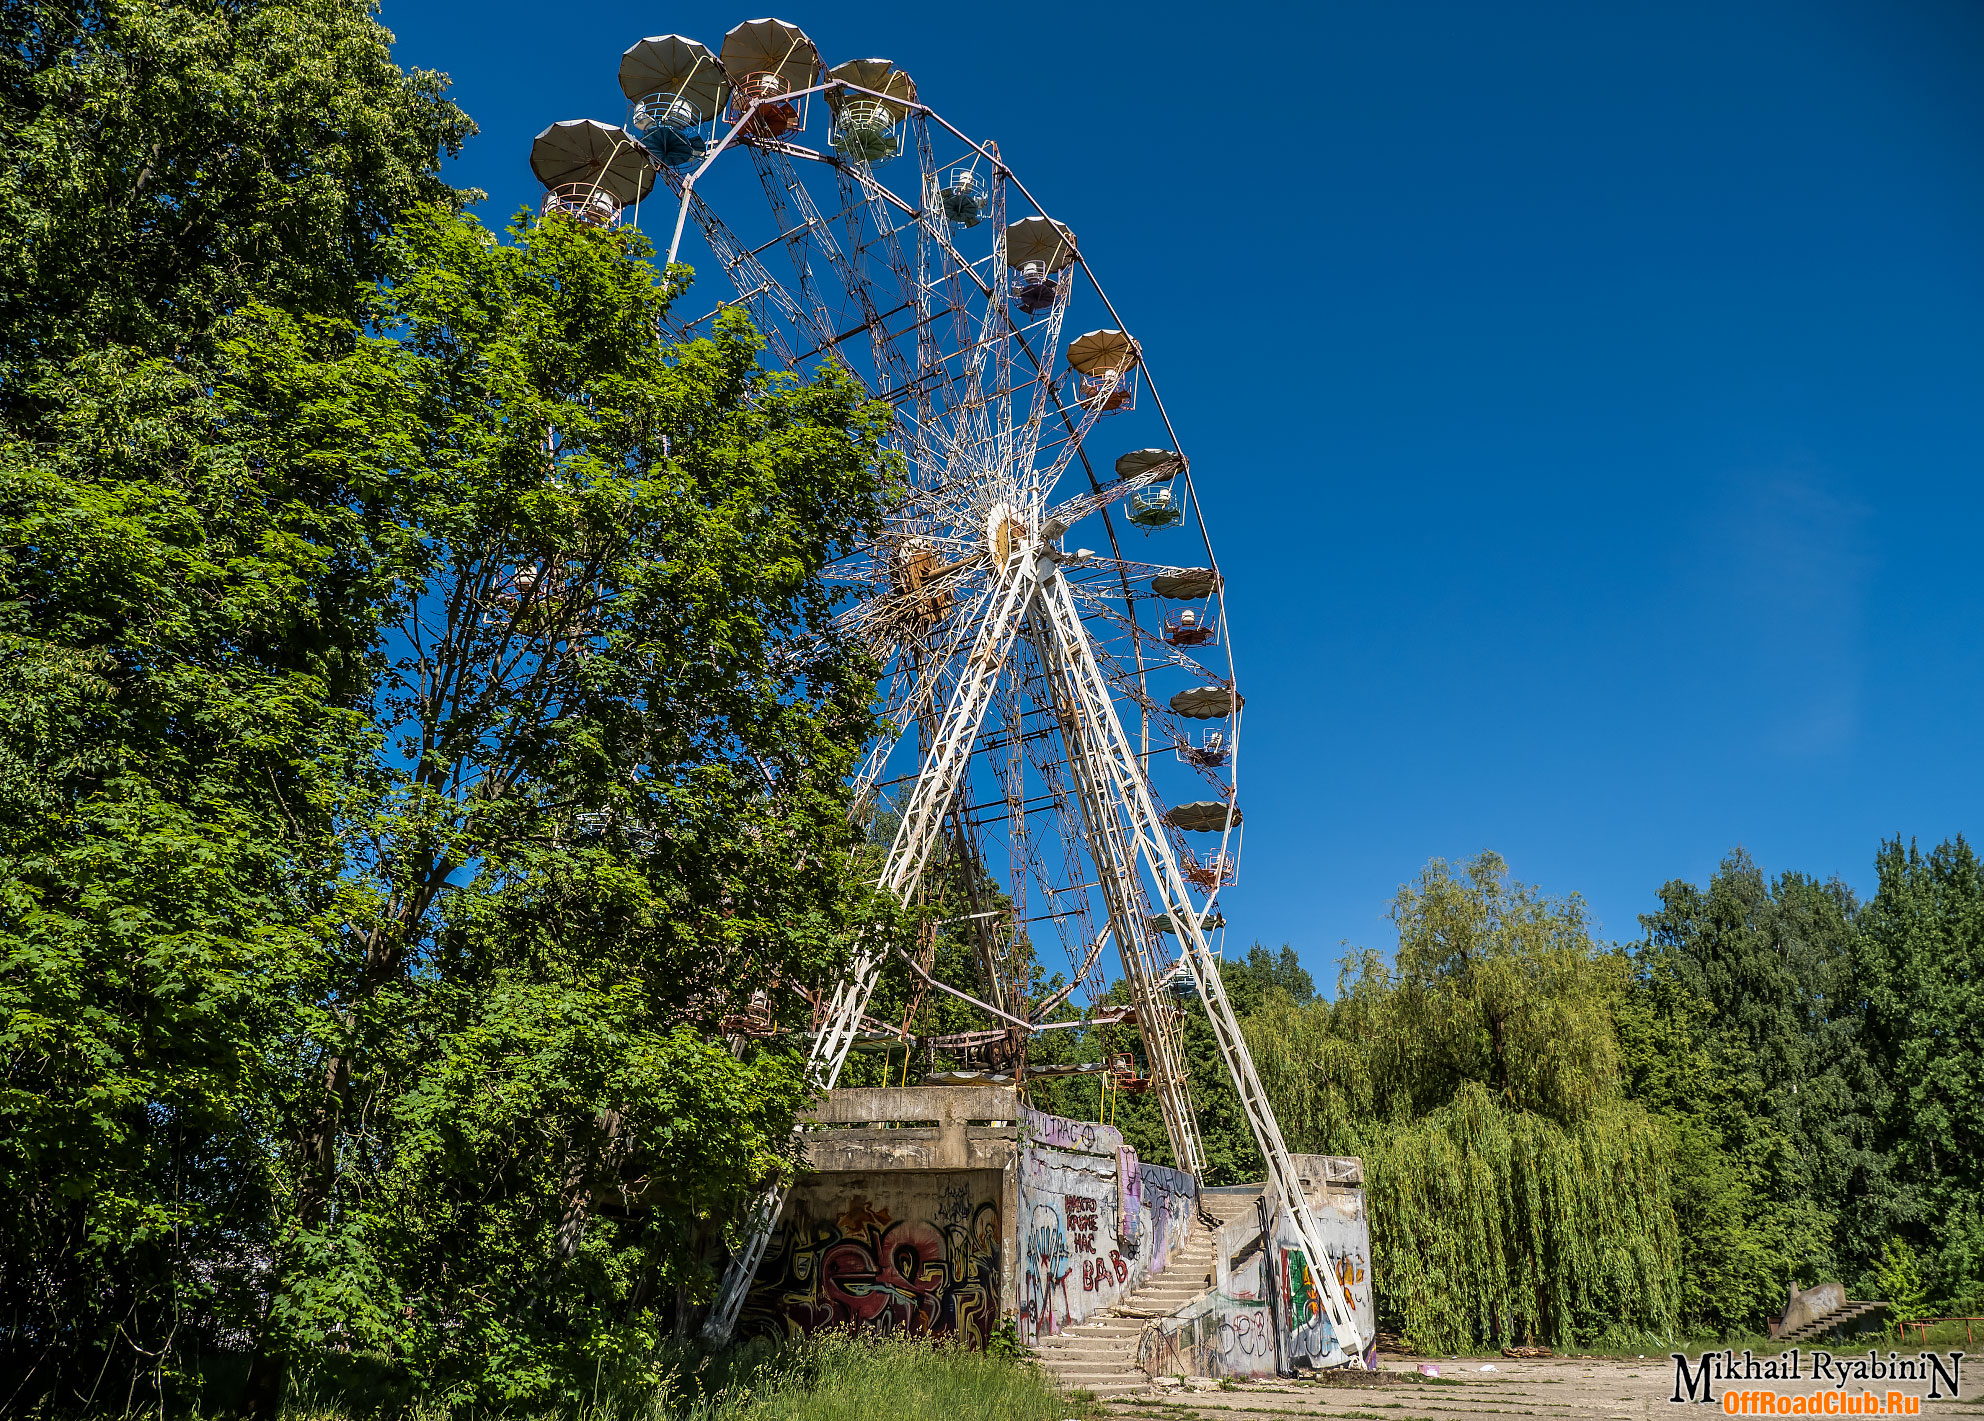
1039,1210,1251,1403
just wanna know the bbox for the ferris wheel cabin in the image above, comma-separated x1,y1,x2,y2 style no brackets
529,118,656,226
938,165,990,226
719,18,821,139
825,59,917,163
1067,328,1139,416
619,35,726,168
1115,446,1184,529
1005,215,1076,313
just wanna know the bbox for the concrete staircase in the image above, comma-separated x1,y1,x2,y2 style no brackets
1034,1189,1264,1400
1776,1300,1889,1343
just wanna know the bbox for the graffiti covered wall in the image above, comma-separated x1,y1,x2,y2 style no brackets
740,1170,1003,1347
1016,1105,1196,1342
1139,1169,1376,1379
1137,1252,1277,1379
1270,1182,1375,1369
1309,1184,1373,1361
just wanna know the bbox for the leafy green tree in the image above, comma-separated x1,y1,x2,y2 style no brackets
0,0,471,409
1873,1238,1929,1325
1855,835,1984,1310
1240,854,1681,1350
216,206,895,1410
1,0,468,1406
1620,851,1882,1332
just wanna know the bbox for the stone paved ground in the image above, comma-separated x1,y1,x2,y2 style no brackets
1091,1353,1984,1421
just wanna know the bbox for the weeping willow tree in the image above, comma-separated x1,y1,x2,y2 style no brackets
1248,853,1682,1351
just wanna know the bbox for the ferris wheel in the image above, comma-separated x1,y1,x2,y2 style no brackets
528,18,1362,1363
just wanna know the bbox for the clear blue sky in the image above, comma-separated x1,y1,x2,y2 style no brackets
385,0,1984,983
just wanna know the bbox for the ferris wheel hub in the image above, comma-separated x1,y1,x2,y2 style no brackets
984,502,1031,581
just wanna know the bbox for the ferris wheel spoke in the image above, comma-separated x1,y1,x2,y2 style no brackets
1013,647,1113,1002
851,622,991,815
1010,275,1076,492
761,149,929,415
749,149,847,360
912,121,981,418
1023,585,1204,1175
834,165,950,419
656,169,817,366
1064,582,1229,689
982,672,1099,1003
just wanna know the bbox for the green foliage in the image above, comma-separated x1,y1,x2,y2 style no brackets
1240,854,1680,1351
217,207,896,1410
0,0,473,403
1873,1239,1929,1326
1614,851,1867,1333
1854,836,1984,1309
1,0,470,1406
285,1331,1069,1421
1240,842,1984,1345
1,3,896,1401
1371,852,1625,1124
675,1331,1067,1421
1364,1084,1680,1352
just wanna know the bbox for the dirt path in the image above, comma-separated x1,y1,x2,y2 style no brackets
1097,1353,1984,1420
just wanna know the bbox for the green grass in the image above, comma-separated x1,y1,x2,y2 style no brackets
1889,1319,1983,1349
670,1333,1073,1421
277,1333,1078,1421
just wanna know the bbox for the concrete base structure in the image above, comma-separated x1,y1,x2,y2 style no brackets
737,1085,1197,1348
1138,1158,1375,1380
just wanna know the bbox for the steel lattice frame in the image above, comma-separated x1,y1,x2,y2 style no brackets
585,59,1363,1362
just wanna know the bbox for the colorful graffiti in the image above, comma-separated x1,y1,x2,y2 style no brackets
1017,1128,1197,1341
1023,1202,1073,1336
1142,1173,1376,1381
743,1191,1001,1347
1081,1250,1128,1291
1064,1194,1099,1254
1310,1190,1374,1334
1278,1245,1338,1365
1117,1147,1144,1247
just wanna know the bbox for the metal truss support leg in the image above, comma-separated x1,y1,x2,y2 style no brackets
1028,605,1206,1178
701,553,1042,1343
1034,570,1366,1364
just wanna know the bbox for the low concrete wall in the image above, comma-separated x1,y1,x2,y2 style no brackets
1016,1104,1197,1342
1139,1158,1374,1378
739,1086,1196,1349
739,1167,1007,1346
1139,1253,1277,1379
1284,1155,1375,1367
739,1086,1021,1347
